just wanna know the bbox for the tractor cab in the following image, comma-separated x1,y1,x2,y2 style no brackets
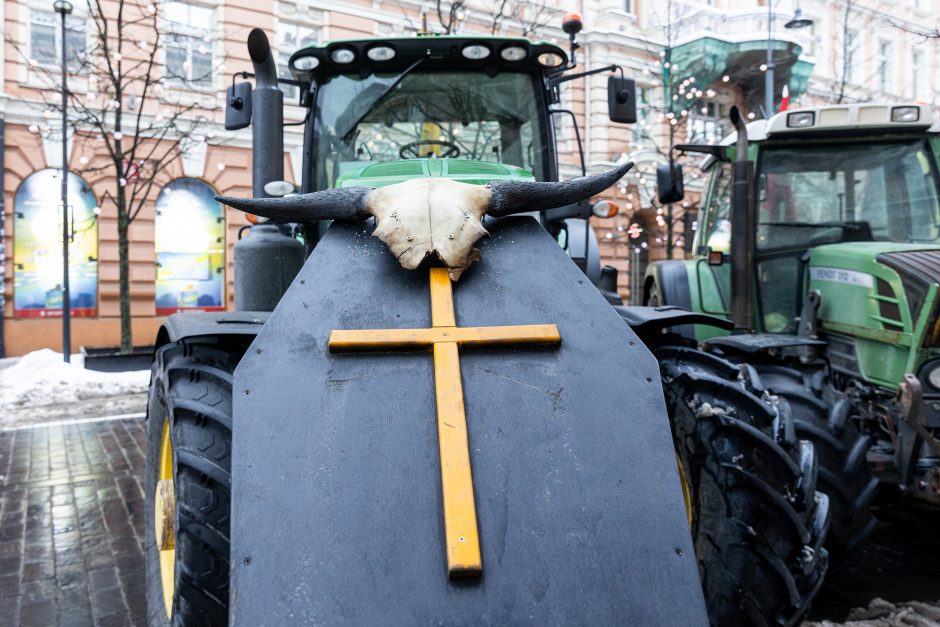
693,104,940,334
291,37,560,190
282,35,634,192
269,34,634,284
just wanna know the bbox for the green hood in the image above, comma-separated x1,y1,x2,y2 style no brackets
335,158,535,189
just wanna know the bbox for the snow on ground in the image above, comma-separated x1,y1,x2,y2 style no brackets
0,349,149,428
808,598,940,626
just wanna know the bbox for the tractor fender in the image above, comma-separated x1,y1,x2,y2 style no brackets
154,311,269,352
644,260,693,309
614,305,733,336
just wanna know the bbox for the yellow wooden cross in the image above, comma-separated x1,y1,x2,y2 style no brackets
328,267,561,578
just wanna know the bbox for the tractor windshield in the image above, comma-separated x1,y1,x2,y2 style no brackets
312,70,547,190
756,139,940,249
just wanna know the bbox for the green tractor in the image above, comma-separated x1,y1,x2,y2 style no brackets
648,102,940,561
144,23,828,626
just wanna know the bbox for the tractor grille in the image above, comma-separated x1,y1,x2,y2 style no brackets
877,250,940,322
875,277,903,328
827,336,861,377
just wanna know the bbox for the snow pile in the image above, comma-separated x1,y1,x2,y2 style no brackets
0,349,150,411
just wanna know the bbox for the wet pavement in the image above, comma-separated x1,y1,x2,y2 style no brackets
807,497,940,623
0,418,146,627
0,415,938,626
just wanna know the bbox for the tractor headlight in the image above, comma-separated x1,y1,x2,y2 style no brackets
537,52,565,68
924,361,940,391
330,48,356,64
891,106,920,123
461,44,491,60
786,111,815,128
500,46,527,62
366,45,396,62
291,55,319,72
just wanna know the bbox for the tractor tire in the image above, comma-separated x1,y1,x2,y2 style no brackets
751,364,878,564
145,336,252,627
657,346,829,627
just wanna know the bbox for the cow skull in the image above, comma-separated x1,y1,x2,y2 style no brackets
216,161,633,280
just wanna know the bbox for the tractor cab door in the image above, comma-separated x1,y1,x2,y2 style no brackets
695,162,733,317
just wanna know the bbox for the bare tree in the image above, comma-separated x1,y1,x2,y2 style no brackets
489,0,513,35
834,0,860,103
434,0,469,34
14,0,222,353
514,0,557,39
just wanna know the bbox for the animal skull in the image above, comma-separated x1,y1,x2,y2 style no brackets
368,179,490,280
216,161,633,281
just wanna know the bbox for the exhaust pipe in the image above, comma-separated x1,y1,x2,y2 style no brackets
234,29,304,312
729,106,755,333
248,28,283,197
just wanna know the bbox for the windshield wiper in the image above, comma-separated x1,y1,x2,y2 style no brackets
341,58,425,142
760,221,864,230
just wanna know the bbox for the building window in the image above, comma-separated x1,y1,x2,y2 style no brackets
164,1,214,87
624,0,633,14
275,22,318,102
688,101,727,144
13,170,99,318
877,40,893,94
29,7,86,71
154,179,225,315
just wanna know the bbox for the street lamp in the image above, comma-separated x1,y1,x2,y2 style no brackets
54,0,72,362
765,2,813,118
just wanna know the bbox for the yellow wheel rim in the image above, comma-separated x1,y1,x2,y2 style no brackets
155,418,176,619
676,452,693,529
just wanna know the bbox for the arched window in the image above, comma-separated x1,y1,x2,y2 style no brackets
154,178,225,314
13,169,98,318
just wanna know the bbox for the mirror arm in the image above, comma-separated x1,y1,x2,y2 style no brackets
550,64,620,88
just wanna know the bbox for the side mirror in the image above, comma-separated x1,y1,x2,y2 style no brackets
657,161,684,204
225,81,252,130
608,76,637,124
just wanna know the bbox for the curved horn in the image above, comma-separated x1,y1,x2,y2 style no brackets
486,161,635,217
215,187,372,222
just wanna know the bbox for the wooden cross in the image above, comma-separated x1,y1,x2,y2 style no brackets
328,267,561,578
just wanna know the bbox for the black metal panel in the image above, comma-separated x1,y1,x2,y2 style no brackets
705,332,825,355
616,305,734,335
156,311,268,349
230,217,706,625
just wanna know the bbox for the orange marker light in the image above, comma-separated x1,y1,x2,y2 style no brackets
591,199,619,219
562,12,583,35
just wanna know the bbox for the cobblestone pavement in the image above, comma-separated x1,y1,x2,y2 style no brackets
0,417,146,627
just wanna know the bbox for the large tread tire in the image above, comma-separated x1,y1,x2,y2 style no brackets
751,364,878,564
657,346,829,627
145,336,252,627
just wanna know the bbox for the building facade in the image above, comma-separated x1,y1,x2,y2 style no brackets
1,0,936,356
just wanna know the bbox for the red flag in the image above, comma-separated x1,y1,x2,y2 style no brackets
780,84,790,112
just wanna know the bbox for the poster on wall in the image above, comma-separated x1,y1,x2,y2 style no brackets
13,169,99,318
155,178,225,315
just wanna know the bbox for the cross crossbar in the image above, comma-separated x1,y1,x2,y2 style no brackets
327,267,561,579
